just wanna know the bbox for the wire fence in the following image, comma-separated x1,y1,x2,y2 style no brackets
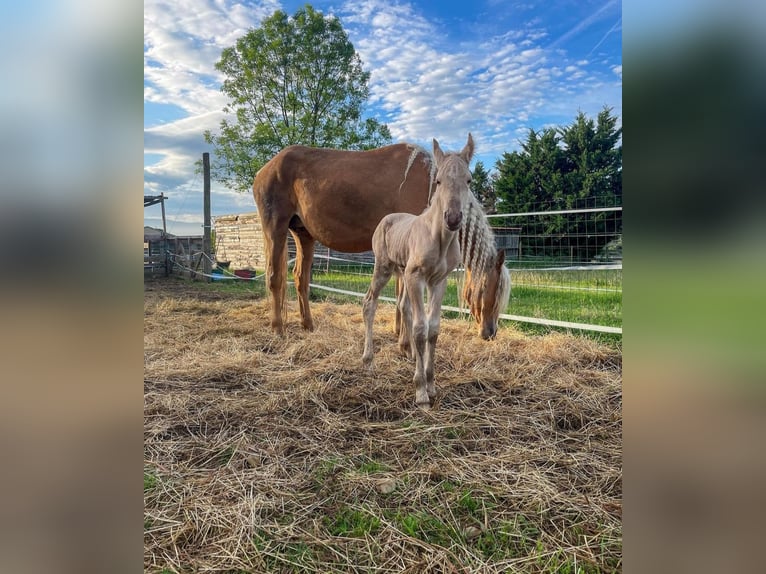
163,202,622,336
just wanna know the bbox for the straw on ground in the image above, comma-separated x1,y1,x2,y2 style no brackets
144,278,621,573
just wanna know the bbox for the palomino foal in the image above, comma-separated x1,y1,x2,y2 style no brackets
362,134,475,408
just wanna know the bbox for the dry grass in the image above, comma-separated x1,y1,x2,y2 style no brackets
144,277,621,573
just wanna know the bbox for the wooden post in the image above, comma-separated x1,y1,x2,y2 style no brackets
202,153,212,281
160,193,167,234
160,192,169,275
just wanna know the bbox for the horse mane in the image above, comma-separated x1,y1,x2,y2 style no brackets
459,194,512,315
460,194,495,276
402,143,437,201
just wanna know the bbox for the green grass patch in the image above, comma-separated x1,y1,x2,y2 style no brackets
307,266,621,335
392,510,458,547
212,445,237,466
313,456,343,484
144,470,157,492
439,479,459,493
541,551,606,574
510,285,621,327
470,516,541,560
325,506,381,537
251,528,317,570
444,426,462,439
354,456,389,474
457,490,481,515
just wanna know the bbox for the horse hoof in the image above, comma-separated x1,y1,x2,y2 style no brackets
271,326,285,336
415,391,431,409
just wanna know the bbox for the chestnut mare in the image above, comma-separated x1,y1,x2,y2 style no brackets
252,137,510,338
362,135,474,408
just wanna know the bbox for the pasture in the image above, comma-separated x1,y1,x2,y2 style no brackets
309,266,622,333
144,277,622,573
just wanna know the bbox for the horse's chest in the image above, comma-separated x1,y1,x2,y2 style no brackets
410,246,458,284
427,262,451,284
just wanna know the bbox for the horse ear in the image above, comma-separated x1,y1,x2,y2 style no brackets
461,133,475,165
433,138,444,164
495,248,506,269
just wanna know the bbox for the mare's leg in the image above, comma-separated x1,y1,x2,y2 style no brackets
462,268,474,315
404,268,429,408
424,278,448,400
362,262,393,368
290,228,316,331
261,219,290,335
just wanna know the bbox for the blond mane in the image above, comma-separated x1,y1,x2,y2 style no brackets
459,194,511,316
401,144,437,200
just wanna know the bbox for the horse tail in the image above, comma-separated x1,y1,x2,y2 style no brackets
254,155,290,331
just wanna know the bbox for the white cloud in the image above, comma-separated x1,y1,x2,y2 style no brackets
341,0,526,150
335,0,620,159
143,1,276,220
144,0,279,117
145,111,223,177
145,0,622,227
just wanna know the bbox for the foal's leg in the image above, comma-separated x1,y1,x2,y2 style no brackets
397,281,413,359
394,275,404,335
290,228,316,331
362,262,393,368
424,278,448,400
404,269,429,408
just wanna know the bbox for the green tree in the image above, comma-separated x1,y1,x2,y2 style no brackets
470,161,497,214
559,108,622,208
494,107,622,260
558,108,622,260
494,127,566,214
204,5,391,192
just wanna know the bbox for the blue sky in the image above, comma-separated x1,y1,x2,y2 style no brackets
145,0,621,235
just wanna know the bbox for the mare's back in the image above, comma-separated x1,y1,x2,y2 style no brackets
271,145,433,252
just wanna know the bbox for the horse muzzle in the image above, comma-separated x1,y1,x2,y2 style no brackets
480,324,497,340
444,210,463,231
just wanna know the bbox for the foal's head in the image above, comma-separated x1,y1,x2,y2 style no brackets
432,133,475,231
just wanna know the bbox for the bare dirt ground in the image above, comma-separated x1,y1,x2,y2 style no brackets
144,277,622,573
